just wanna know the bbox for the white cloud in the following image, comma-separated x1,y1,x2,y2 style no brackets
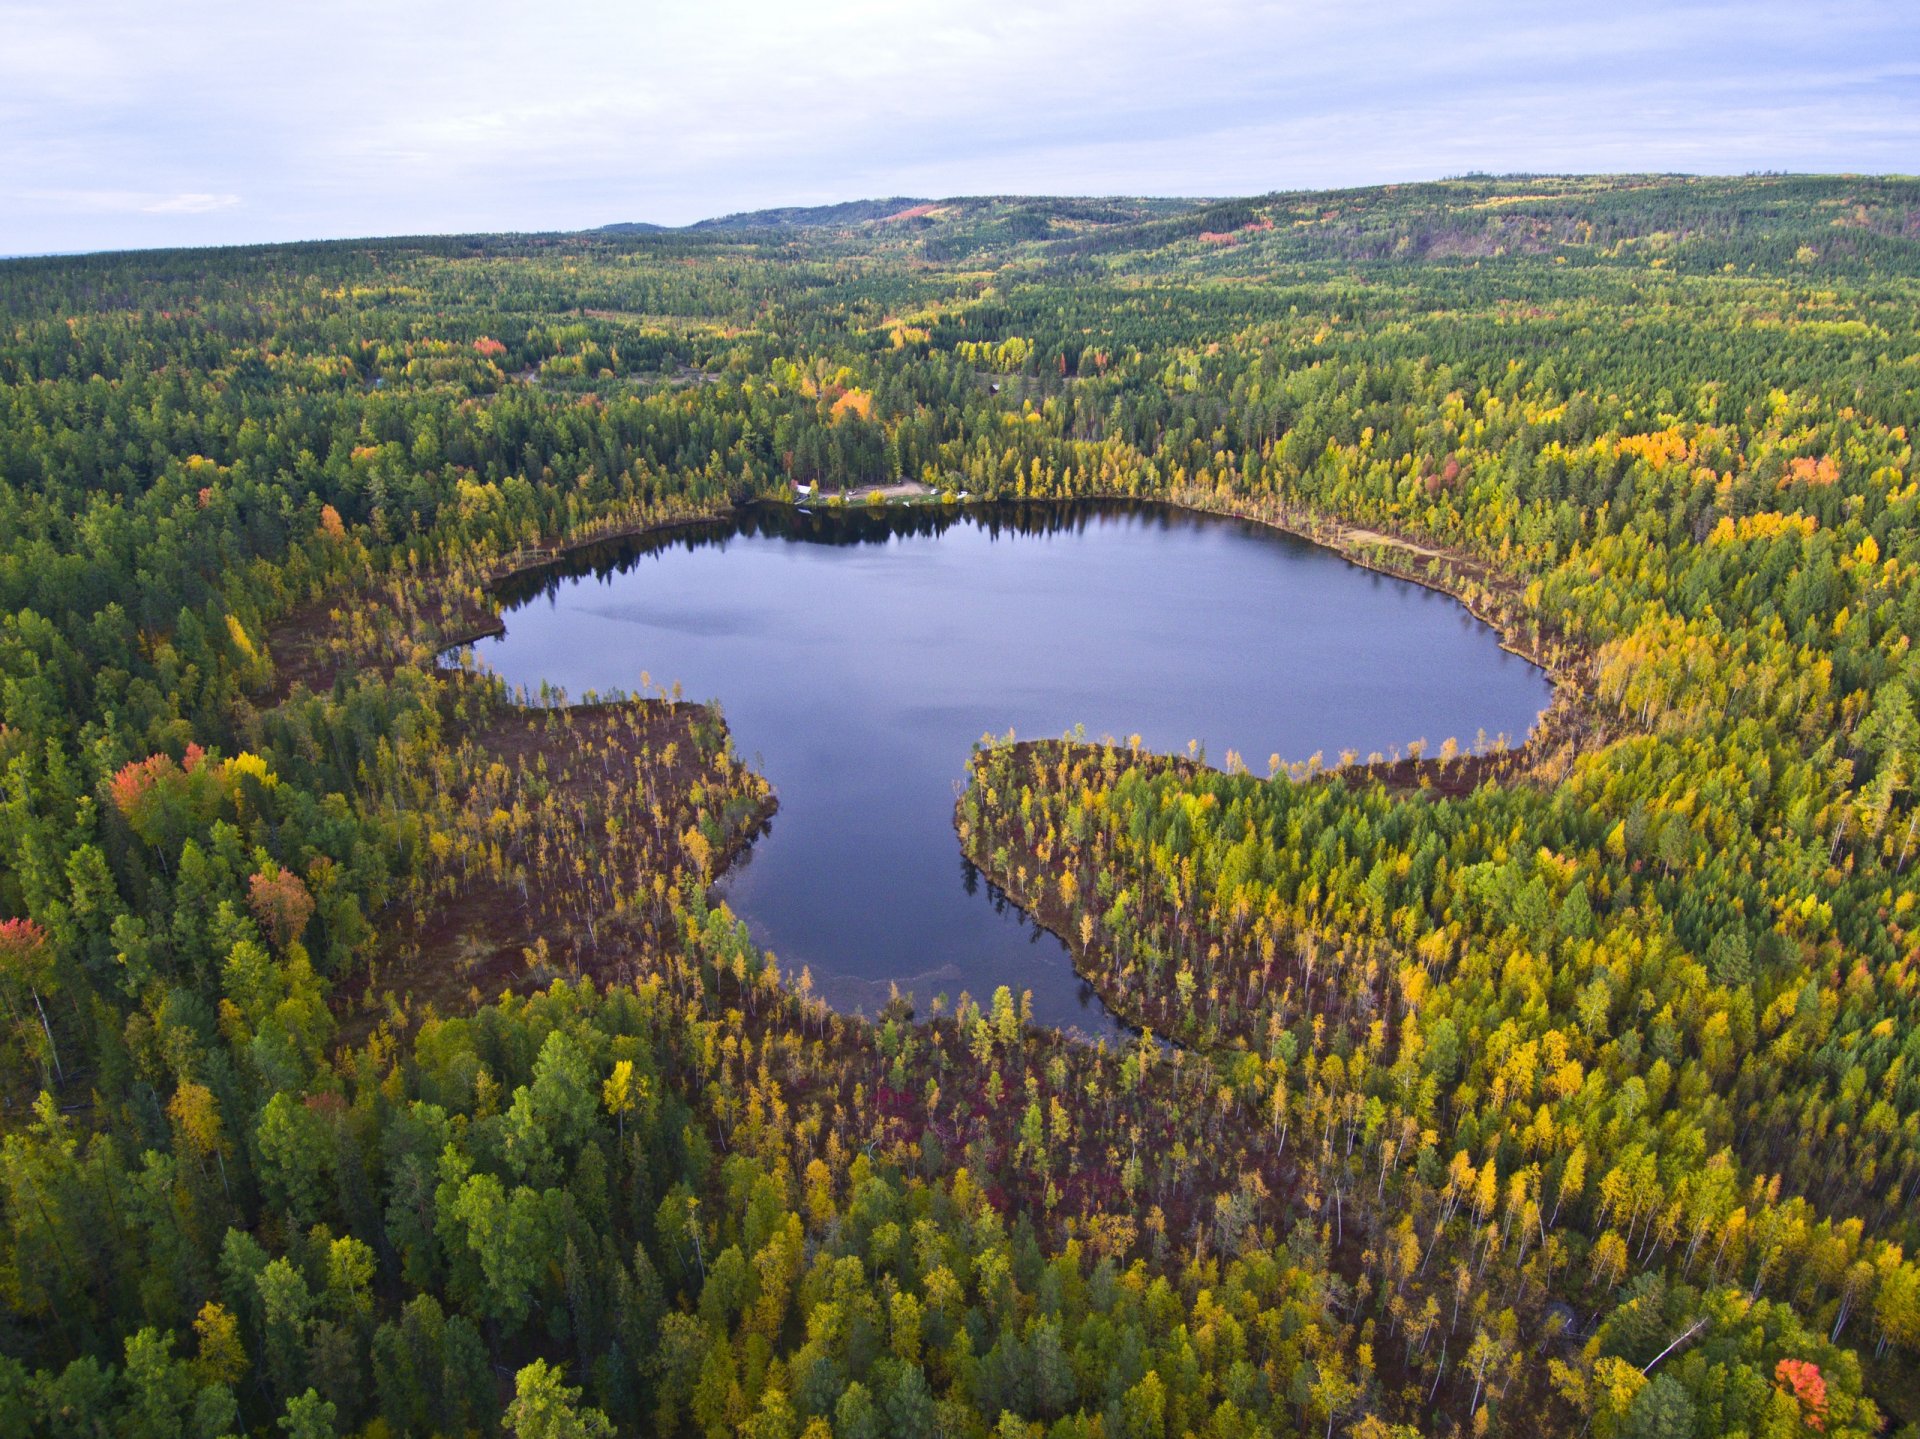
15,188,240,215
142,192,242,214
0,0,1913,253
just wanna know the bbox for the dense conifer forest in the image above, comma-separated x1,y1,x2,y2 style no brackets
3,173,1919,1437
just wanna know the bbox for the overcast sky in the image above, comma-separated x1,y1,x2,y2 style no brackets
3,0,1915,255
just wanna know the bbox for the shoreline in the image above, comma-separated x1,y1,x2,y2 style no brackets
446,489,1597,1047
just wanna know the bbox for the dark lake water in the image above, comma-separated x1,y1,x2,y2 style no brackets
465,502,1551,1040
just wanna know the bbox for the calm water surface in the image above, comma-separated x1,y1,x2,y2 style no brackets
467,503,1551,1040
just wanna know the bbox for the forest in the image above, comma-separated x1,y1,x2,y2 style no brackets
1,172,1919,1437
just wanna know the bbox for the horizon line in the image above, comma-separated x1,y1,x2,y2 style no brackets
5,168,1917,265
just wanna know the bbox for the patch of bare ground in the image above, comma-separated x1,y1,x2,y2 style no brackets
799,479,939,503
845,479,937,501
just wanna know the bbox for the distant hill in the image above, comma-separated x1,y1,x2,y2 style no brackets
587,175,1920,273
598,195,1211,236
592,199,936,233
688,198,933,230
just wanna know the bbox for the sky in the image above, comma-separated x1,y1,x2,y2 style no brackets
3,0,1916,256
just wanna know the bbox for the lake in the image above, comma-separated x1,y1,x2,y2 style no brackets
465,502,1552,1040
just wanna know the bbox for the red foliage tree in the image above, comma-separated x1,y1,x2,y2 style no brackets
110,752,183,819
1775,1358,1828,1432
248,867,315,950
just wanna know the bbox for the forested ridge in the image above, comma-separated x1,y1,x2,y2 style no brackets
2,173,1919,1437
